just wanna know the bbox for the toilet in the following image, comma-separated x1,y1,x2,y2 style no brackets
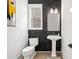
22,38,39,59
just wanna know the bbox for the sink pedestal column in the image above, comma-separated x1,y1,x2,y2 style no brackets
51,39,56,57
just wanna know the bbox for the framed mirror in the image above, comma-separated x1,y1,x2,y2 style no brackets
47,8,60,31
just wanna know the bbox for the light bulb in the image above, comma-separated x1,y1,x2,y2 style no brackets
54,8,58,14
50,8,54,14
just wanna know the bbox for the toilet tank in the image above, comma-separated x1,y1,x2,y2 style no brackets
29,38,39,46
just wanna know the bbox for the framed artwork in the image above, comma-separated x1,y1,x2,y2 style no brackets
7,0,16,27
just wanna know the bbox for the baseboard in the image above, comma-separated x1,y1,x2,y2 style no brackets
36,51,51,53
36,51,61,54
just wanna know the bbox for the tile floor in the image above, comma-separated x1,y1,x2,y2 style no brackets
34,52,62,59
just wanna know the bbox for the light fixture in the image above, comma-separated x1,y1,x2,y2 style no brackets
54,8,58,14
50,8,54,14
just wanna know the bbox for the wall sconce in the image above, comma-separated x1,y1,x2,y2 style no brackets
49,8,58,14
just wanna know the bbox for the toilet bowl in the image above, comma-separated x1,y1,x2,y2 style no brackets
22,38,39,59
22,46,35,56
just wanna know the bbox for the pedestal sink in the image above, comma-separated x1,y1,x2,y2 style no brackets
47,35,61,57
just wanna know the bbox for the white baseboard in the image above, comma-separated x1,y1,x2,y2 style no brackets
36,51,61,54
36,51,51,53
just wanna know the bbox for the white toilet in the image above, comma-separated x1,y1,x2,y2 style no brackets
22,38,39,59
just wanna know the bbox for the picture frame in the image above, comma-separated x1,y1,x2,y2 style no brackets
7,0,16,27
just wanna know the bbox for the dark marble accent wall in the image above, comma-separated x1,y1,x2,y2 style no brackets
28,0,61,51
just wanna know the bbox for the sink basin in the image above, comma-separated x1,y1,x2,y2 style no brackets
47,35,61,40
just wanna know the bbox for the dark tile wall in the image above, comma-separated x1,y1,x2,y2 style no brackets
28,0,61,51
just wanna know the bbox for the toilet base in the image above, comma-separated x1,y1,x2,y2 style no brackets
24,52,36,59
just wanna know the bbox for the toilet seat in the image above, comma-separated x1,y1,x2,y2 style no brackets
23,46,35,52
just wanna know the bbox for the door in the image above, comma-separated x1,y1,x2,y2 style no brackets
61,0,72,59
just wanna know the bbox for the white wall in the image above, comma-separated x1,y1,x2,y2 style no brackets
61,0,72,59
7,0,28,59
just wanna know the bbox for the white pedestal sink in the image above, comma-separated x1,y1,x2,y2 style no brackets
47,35,61,57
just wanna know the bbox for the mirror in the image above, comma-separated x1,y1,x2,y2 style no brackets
47,8,60,31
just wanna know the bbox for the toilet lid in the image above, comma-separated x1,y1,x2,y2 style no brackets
22,46,35,52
